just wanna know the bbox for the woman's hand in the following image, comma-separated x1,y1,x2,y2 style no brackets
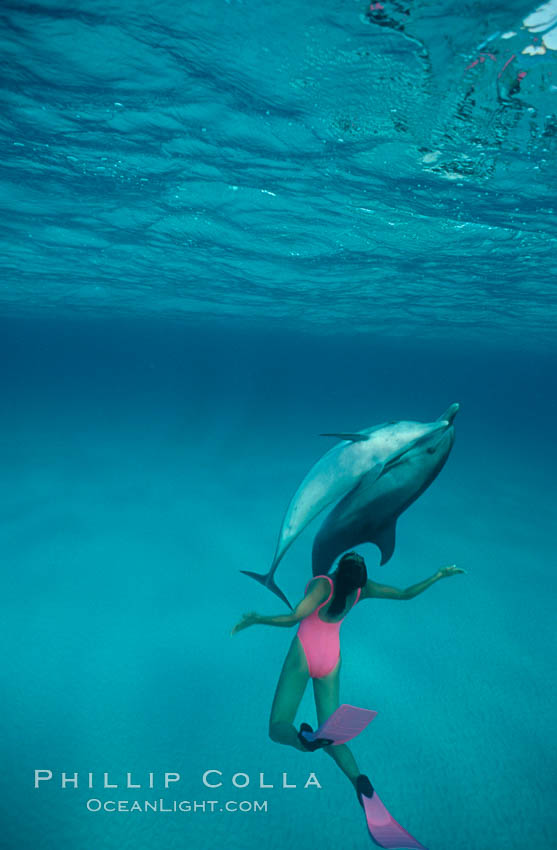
437,564,466,579
231,611,260,636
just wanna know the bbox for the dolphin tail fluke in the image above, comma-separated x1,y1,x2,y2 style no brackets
239,570,293,610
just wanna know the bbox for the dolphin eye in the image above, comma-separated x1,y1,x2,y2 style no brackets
426,447,436,454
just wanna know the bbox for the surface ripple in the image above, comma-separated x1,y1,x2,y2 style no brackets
1,0,556,344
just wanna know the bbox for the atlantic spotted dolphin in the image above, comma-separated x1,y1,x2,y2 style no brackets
312,404,459,576
241,413,451,607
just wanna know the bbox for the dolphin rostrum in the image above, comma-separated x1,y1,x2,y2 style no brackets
241,413,451,607
312,404,459,576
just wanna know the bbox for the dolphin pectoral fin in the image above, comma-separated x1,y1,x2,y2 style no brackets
239,570,293,610
319,433,369,442
374,521,397,565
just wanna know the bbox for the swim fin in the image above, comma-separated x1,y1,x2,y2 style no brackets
356,775,428,850
301,704,377,747
297,722,333,751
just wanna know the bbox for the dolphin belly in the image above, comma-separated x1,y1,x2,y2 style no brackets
312,426,456,575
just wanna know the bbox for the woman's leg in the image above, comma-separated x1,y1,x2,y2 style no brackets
269,636,310,751
312,657,361,788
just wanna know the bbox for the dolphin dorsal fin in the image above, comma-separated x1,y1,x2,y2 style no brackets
320,432,369,442
375,521,397,565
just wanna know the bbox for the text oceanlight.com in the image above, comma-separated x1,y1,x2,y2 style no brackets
86,798,268,813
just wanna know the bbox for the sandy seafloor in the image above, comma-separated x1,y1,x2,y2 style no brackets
1,315,555,850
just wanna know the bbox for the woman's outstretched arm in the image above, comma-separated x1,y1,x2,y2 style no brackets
361,564,465,601
231,577,329,635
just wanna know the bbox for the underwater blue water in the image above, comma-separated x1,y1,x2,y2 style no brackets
1,1,556,849
1,318,556,850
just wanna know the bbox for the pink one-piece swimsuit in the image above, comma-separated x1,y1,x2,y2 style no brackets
297,574,361,679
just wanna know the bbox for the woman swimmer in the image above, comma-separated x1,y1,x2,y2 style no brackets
231,551,464,792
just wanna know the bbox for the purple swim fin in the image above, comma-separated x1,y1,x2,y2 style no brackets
300,704,377,747
357,775,427,850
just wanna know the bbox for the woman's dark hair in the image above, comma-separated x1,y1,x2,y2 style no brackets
327,551,367,616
